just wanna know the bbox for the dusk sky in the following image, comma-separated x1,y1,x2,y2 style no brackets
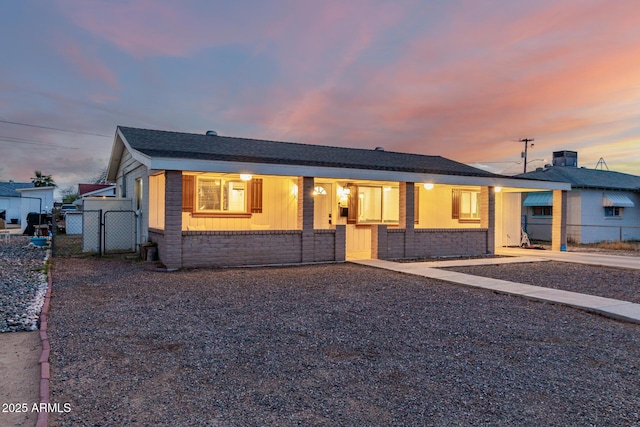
2,0,639,194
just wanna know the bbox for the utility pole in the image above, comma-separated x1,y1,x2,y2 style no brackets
520,138,535,173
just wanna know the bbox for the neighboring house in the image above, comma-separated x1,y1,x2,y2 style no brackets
518,151,640,243
0,181,34,225
78,183,117,199
15,186,55,232
73,183,117,208
106,126,569,269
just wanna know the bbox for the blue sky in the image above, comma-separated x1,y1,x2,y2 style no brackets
1,0,639,192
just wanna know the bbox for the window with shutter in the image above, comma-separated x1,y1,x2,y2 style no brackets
414,186,419,224
451,188,460,219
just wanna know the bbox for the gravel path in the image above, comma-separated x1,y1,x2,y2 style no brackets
445,261,640,304
47,258,640,426
0,237,49,332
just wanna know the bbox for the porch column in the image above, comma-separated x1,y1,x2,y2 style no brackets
400,182,415,258
480,187,496,254
163,170,183,269
297,177,314,262
552,190,567,251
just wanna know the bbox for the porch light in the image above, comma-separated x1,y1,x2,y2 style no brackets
495,187,502,193
291,184,298,199
423,183,434,190
240,174,252,181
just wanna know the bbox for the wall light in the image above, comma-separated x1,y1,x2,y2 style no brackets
240,174,252,181
495,187,502,193
423,183,434,190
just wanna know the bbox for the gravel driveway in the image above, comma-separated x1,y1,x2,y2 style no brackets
48,258,640,426
444,261,640,304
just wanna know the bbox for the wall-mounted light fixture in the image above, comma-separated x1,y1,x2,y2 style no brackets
423,183,434,190
240,174,253,181
495,187,502,193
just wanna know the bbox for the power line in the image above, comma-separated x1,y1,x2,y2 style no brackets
0,119,111,137
0,135,79,149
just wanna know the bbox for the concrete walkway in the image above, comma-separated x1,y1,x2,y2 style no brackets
352,254,640,324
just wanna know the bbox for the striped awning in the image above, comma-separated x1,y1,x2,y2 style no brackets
602,193,635,208
523,192,553,207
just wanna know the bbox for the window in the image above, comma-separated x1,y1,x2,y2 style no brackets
197,178,246,212
604,207,622,218
182,175,262,216
532,206,552,217
355,185,399,224
452,188,480,221
134,178,143,211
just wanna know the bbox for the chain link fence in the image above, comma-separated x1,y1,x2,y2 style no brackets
53,209,137,257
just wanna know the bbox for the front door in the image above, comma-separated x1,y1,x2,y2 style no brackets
313,183,332,229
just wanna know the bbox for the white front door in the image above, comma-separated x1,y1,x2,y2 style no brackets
313,183,332,229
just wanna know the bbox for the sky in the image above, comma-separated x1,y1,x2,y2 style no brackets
1,0,639,195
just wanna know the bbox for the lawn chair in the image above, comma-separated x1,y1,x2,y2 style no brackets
520,228,531,248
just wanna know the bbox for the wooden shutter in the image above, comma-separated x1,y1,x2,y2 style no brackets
182,175,194,212
251,178,263,213
414,186,419,224
347,185,358,224
451,188,460,219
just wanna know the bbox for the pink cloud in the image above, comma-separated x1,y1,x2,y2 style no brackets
54,36,120,92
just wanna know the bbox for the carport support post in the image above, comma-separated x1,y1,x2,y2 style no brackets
552,189,568,251
163,170,183,269
481,187,495,255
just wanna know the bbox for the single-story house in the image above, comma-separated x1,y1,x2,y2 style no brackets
106,126,570,269
518,151,640,243
0,181,34,225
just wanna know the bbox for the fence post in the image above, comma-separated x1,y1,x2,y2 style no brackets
98,209,103,257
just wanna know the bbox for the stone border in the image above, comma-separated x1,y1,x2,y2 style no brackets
36,268,52,427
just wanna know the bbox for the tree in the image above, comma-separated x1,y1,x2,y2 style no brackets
31,170,56,187
61,185,79,204
89,166,109,184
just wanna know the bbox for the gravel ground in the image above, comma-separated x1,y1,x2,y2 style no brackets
0,236,49,332
445,261,640,304
47,257,640,426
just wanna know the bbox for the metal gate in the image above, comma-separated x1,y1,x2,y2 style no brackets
103,210,137,254
52,209,137,257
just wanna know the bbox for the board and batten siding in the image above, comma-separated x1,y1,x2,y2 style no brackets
115,148,149,242
182,175,298,231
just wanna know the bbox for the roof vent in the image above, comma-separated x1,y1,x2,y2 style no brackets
536,167,544,172
205,130,218,136
374,146,385,151
544,164,552,169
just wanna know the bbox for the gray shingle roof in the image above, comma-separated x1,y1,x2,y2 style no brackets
516,167,640,191
0,181,34,197
118,126,501,178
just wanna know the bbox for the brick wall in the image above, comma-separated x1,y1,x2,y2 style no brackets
151,225,346,268
373,226,489,259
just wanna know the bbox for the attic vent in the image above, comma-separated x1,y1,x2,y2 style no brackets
374,146,385,151
205,130,218,136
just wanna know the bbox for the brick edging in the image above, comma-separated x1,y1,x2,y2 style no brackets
36,268,53,427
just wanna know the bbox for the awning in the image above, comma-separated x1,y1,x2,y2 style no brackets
602,193,635,208
523,192,553,207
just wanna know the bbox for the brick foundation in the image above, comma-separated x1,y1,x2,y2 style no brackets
373,226,489,259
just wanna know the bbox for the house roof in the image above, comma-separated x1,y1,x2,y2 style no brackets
516,167,640,191
0,181,34,197
117,126,500,178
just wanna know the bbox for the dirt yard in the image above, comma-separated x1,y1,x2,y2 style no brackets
45,257,640,426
